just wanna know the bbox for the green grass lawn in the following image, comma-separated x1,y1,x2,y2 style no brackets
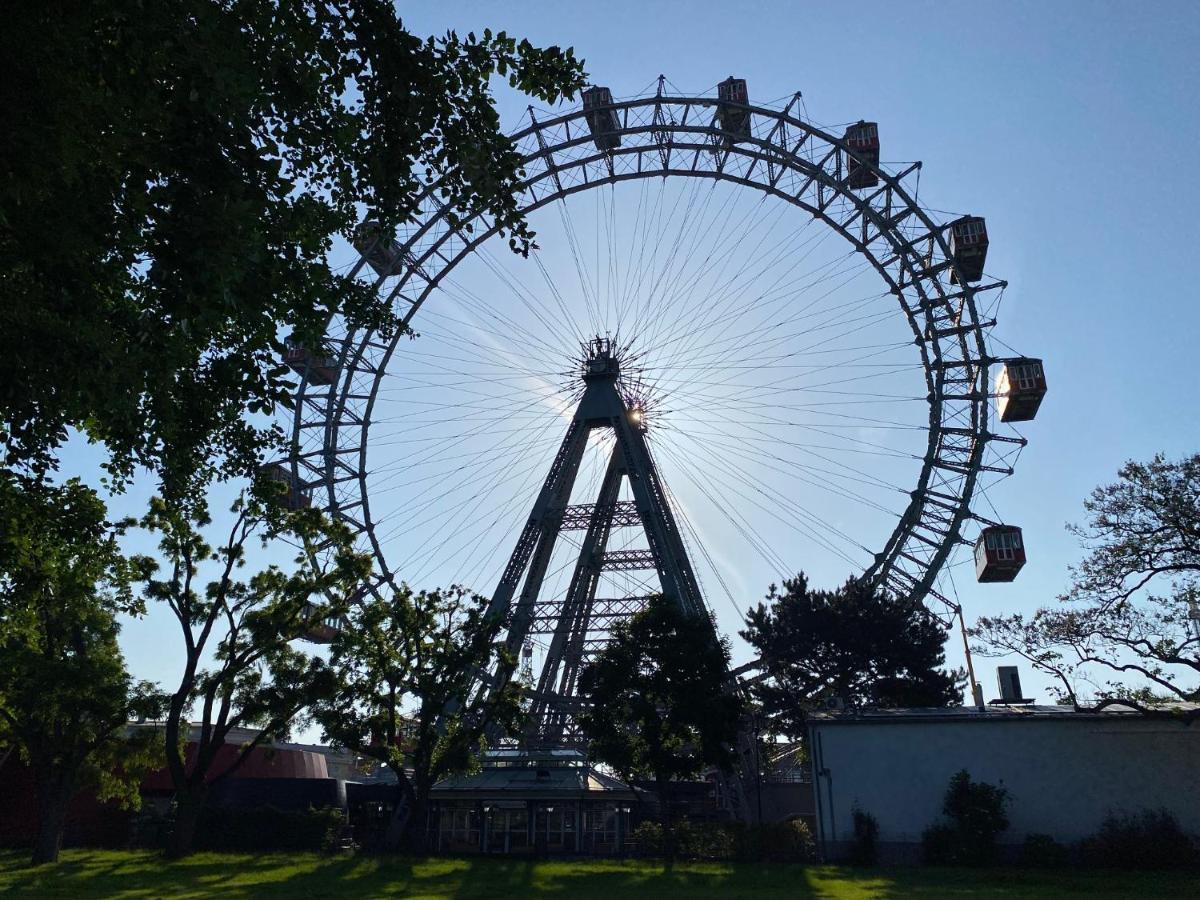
0,850,1194,899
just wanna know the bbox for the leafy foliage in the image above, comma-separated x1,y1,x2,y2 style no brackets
578,597,741,783
1021,833,1069,868
578,596,742,848
138,491,371,857
974,454,1199,717
628,819,815,863
741,574,964,735
921,770,1009,866
0,475,166,864
851,807,880,865
0,1,585,499
1078,809,1195,870
314,584,523,848
194,804,346,854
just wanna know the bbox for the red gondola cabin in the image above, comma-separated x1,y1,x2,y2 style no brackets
975,525,1025,583
582,87,621,151
300,601,342,644
995,358,1047,423
263,463,311,511
717,77,751,146
844,121,880,189
283,337,337,386
353,220,404,277
947,215,988,284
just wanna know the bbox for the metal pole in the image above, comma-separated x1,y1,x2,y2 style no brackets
958,605,985,709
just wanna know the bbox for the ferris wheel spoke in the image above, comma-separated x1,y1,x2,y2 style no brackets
648,213,847,371
656,436,864,572
663,431,885,559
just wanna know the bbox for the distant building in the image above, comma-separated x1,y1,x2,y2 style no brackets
428,749,639,855
807,702,1200,862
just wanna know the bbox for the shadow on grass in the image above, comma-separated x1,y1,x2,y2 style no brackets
4,851,1199,899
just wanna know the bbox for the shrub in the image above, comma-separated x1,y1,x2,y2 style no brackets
630,820,663,857
193,804,345,853
1021,833,1068,868
738,819,815,863
1078,809,1195,870
674,821,737,860
921,823,959,865
850,807,879,865
921,770,1009,866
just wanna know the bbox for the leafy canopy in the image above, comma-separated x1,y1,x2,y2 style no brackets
974,453,1199,716
0,475,166,863
315,584,523,824
0,1,585,499
137,489,372,857
578,597,741,786
742,573,963,735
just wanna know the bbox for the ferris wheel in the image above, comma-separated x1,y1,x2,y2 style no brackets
276,76,1047,674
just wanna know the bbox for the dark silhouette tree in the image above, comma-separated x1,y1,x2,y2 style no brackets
578,597,742,854
0,475,165,865
139,491,371,858
314,585,523,850
742,574,963,736
974,453,1199,719
0,2,585,503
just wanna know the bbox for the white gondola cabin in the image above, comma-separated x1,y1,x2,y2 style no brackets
300,601,342,644
263,463,311,511
995,358,1047,423
283,337,337,386
717,77,751,146
975,525,1025,583
948,215,989,283
844,121,880,189
353,220,404,277
582,87,621,151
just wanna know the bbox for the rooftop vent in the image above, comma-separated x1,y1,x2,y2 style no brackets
990,666,1034,705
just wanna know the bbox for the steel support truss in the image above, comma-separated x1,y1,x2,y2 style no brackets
482,343,707,749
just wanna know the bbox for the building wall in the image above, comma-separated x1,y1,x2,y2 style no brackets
809,715,1200,860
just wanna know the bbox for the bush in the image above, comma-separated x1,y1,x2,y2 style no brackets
631,818,814,863
921,770,1009,866
1078,809,1195,870
193,804,345,853
674,821,737,860
850,807,879,865
737,819,815,863
629,820,663,857
921,823,960,865
1021,833,1068,868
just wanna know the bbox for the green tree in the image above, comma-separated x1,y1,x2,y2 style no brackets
974,453,1199,718
0,475,165,865
921,770,1010,866
1,1,585,500
314,584,523,850
138,491,372,858
741,574,964,736
577,597,742,853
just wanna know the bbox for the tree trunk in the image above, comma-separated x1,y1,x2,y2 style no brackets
656,776,675,861
405,797,429,854
31,769,74,865
167,787,207,859
382,784,413,852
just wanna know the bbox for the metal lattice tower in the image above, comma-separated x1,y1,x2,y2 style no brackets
484,337,710,748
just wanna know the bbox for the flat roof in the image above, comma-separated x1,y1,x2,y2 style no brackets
808,702,1199,725
432,762,636,800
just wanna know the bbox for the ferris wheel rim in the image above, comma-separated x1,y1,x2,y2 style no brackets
288,89,1004,613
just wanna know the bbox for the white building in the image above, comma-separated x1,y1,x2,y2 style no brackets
807,703,1200,861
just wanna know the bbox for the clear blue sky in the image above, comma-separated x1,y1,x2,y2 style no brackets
82,1,1200,717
